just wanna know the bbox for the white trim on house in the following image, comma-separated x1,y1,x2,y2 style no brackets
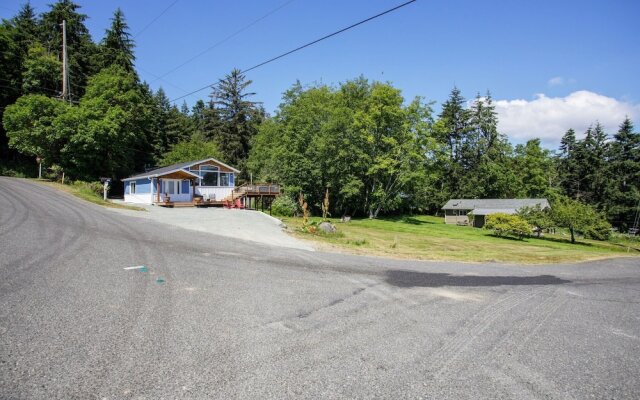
186,157,240,173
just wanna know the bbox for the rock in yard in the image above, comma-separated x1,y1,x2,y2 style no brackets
318,221,337,233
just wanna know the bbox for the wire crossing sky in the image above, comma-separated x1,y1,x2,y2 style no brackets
169,0,417,103
1,0,639,147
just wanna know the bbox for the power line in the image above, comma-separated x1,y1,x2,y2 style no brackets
169,0,417,103
134,0,180,38
137,65,189,92
0,80,61,96
148,0,296,84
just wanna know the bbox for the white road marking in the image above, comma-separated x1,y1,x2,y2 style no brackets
123,265,146,270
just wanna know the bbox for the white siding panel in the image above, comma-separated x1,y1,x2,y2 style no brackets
195,187,233,201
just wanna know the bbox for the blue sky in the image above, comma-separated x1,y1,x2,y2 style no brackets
2,0,639,146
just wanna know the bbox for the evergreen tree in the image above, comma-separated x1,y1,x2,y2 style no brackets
606,117,640,230
0,26,20,159
581,122,609,207
206,68,262,175
148,87,171,159
468,92,499,158
1,4,40,159
180,101,189,115
436,86,471,197
165,105,194,147
40,0,100,99
9,3,40,63
462,92,516,198
558,128,580,198
190,99,207,136
100,8,135,73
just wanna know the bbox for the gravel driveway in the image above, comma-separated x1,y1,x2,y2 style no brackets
111,202,313,251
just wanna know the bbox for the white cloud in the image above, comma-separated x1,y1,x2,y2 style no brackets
494,91,640,148
548,76,565,86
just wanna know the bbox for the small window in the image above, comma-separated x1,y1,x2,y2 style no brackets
130,182,136,194
220,173,230,187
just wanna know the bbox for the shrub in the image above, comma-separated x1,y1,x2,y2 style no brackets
72,180,104,197
271,195,298,217
584,218,612,241
484,213,532,239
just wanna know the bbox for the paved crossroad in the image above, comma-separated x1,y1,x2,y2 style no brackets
1,177,639,399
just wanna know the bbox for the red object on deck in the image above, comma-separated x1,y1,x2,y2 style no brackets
235,198,245,209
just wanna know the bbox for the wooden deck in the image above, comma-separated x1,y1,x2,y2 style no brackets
234,184,281,197
153,184,281,209
154,200,224,208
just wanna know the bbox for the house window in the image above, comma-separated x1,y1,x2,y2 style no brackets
200,165,219,186
130,182,136,194
219,172,230,187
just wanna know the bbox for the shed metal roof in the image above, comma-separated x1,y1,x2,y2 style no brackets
470,208,520,216
442,198,550,210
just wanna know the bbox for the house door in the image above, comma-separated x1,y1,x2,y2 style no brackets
161,179,191,202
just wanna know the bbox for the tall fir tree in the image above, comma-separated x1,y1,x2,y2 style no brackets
10,3,40,61
100,8,135,74
205,68,262,177
436,86,471,197
581,122,609,208
606,117,640,230
558,128,580,198
1,4,41,160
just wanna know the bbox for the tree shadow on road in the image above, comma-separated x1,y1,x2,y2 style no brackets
386,270,571,288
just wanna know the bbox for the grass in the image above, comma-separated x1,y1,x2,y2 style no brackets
32,179,145,211
281,215,640,264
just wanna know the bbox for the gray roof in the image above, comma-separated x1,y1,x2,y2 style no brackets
442,198,550,211
123,158,240,181
470,208,520,216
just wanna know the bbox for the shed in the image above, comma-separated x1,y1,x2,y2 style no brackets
442,198,550,228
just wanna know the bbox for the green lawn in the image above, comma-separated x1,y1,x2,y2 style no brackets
281,215,639,264
33,180,145,211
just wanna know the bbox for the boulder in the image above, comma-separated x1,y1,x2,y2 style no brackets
318,221,337,233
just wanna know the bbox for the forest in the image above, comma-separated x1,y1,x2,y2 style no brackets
1,1,638,232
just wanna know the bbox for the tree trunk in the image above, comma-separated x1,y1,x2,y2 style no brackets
373,204,382,219
570,227,575,243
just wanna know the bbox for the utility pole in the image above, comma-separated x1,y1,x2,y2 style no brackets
61,20,69,102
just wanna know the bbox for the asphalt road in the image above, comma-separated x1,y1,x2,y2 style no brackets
1,177,639,399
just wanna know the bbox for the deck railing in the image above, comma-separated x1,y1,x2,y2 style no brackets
235,183,281,195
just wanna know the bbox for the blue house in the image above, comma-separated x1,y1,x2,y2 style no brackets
122,158,240,205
